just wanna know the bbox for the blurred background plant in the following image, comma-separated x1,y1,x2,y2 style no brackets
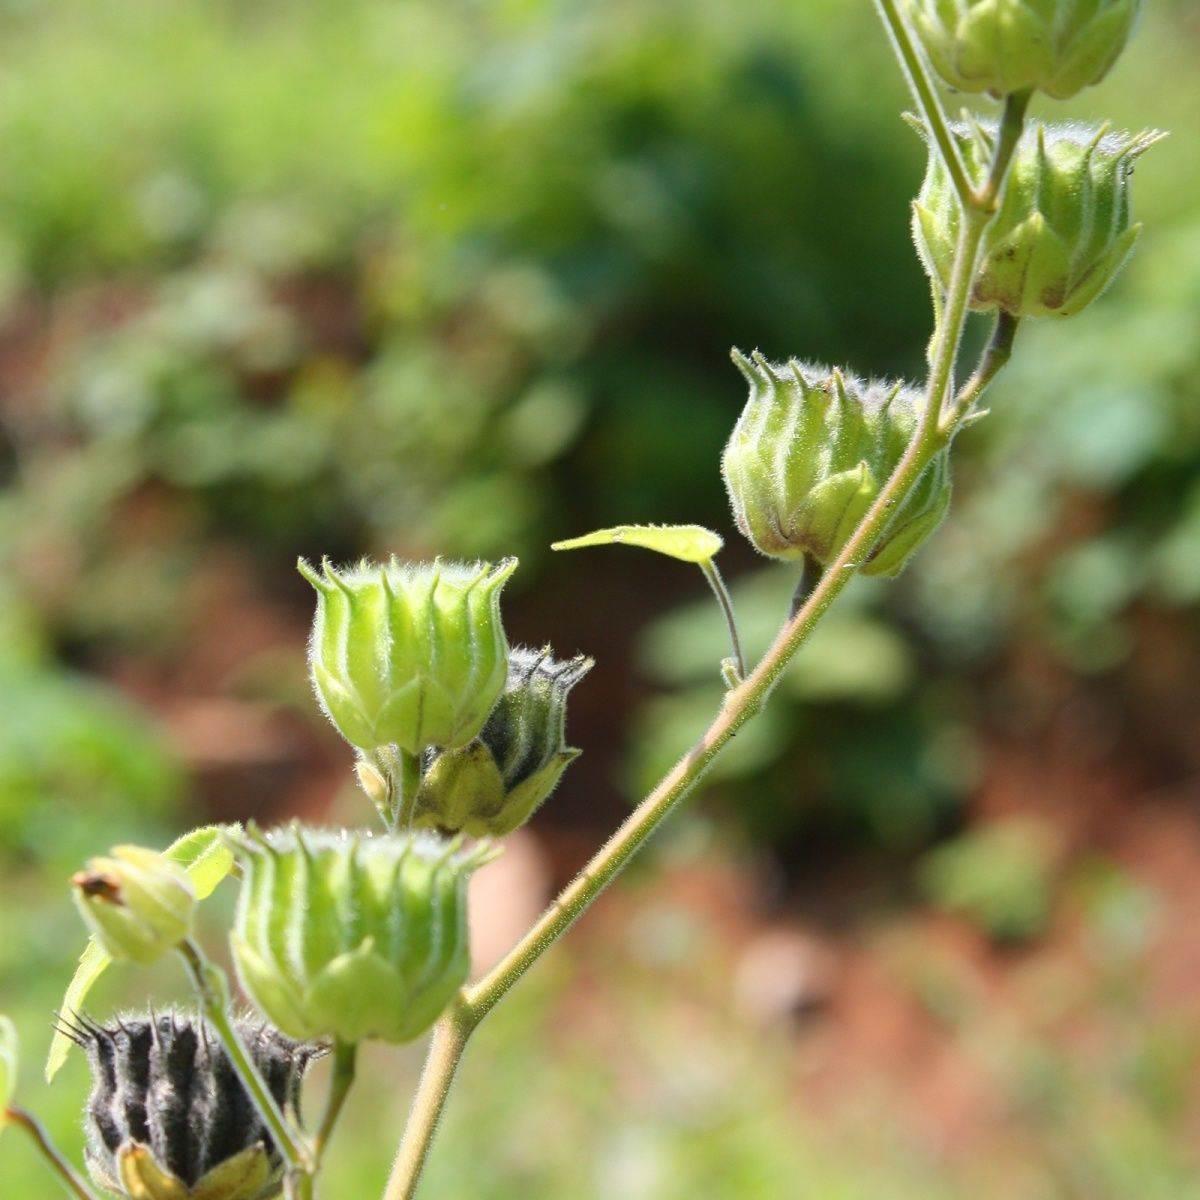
0,0,1198,1195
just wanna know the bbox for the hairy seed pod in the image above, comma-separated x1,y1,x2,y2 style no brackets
72,846,196,966
230,826,491,1044
62,1011,318,1200
298,557,517,754
722,352,951,577
412,647,593,837
914,118,1164,319
902,0,1142,100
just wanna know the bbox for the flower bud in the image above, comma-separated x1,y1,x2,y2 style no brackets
902,0,1142,100
914,118,1164,319
72,846,196,966
413,647,593,837
62,1011,317,1200
0,1015,17,1125
299,556,517,754
721,353,951,577
230,826,491,1044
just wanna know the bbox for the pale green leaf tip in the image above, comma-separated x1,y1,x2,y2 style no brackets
551,523,723,564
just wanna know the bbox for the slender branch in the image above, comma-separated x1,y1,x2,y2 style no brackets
975,89,1033,211
789,554,822,619
177,941,311,1175
942,311,1020,431
700,558,746,680
873,0,974,208
383,1003,472,1200
312,1040,358,1163
5,1107,100,1200
382,26,1032,1200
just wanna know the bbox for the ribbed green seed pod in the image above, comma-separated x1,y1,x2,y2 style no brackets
299,557,517,754
721,352,951,577
71,846,196,966
902,0,1142,100
411,647,593,837
914,118,1164,319
230,826,491,1045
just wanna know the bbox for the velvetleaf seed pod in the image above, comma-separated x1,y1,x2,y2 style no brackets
721,353,951,577
902,0,1142,100
412,646,593,837
230,826,491,1044
62,1011,317,1200
71,846,196,966
913,118,1164,319
298,557,517,754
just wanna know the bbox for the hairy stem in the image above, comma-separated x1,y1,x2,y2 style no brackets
177,941,311,1176
383,25,1030,1200
942,311,1020,431
312,1040,358,1164
700,557,746,680
873,0,973,207
383,1003,472,1200
5,1107,100,1200
789,554,822,619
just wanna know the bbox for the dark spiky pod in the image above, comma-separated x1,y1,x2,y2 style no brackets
60,1011,319,1200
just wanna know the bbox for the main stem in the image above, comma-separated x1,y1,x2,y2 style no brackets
5,1107,100,1200
384,47,1030,1200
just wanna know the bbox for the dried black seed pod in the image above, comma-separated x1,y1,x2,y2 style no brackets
61,1011,319,1200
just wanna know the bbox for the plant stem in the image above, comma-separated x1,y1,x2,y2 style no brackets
789,554,822,619
395,748,423,829
383,1002,472,1200
312,1040,358,1163
177,941,311,1175
942,311,1020,432
700,557,746,680
873,0,974,208
382,29,1031,1200
5,1107,100,1200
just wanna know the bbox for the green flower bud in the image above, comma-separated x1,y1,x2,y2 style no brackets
230,826,491,1044
721,353,951,577
0,1015,16,1127
299,556,517,754
412,647,593,837
902,0,1142,100
66,1011,316,1200
72,846,196,966
914,118,1164,319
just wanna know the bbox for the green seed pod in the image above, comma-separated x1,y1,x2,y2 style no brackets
412,647,593,837
0,1015,16,1127
66,1011,316,1200
72,846,196,966
902,0,1142,100
914,118,1164,319
230,826,491,1044
721,353,951,577
298,556,517,754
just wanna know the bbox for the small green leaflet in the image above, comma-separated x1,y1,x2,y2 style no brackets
45,824,239,1082
552,524,723,564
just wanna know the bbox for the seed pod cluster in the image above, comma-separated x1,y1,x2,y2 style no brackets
64,1011,317,1200
230,825,491,1045
914,118,1164,318
413,647,593,837
902,0,1142,100
299,557,516,754
722,352,951,577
